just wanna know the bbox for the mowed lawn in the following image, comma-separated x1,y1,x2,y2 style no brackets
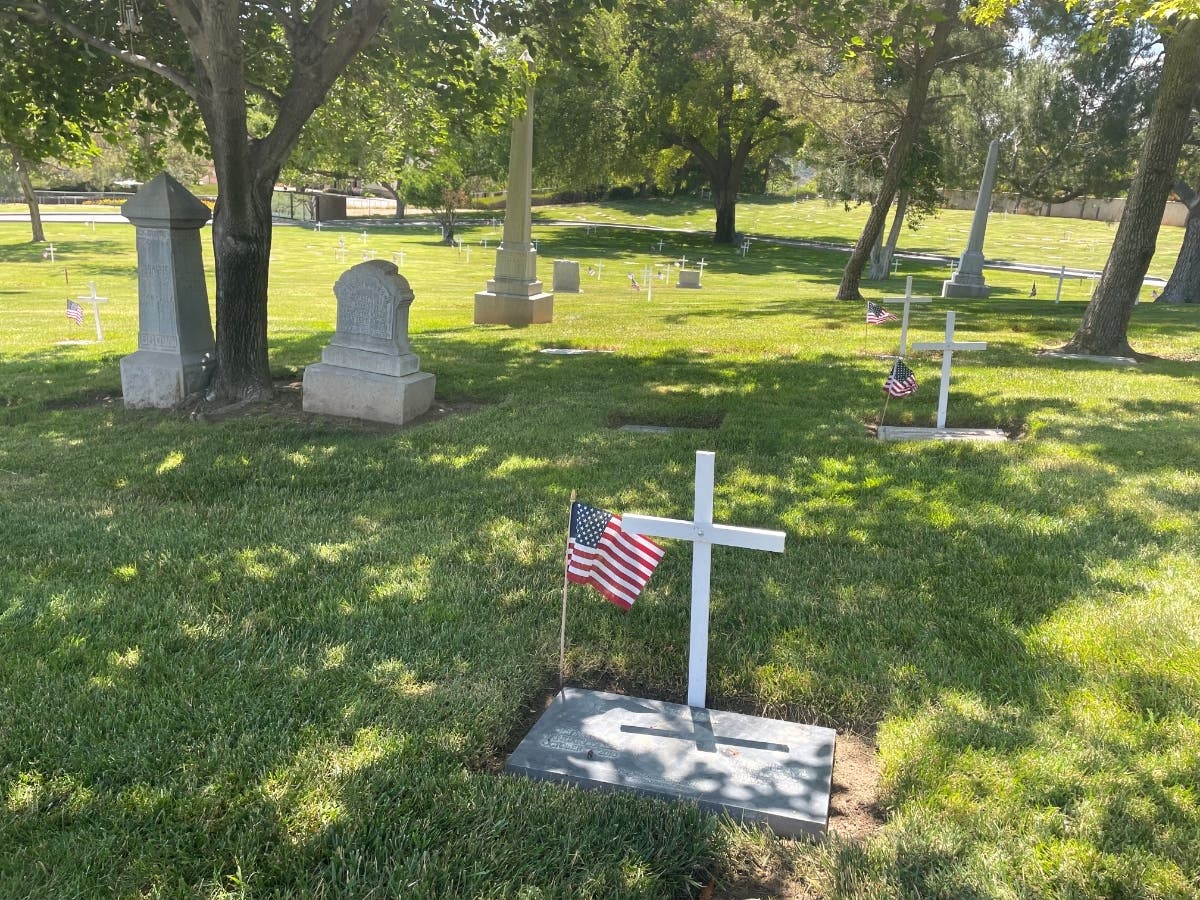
1,202,1198,898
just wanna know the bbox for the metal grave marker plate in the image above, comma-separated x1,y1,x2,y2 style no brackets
506,687,836,836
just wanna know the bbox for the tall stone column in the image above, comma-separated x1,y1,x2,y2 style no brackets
119,173,216,408
474,50,553,325
942,138,1000,299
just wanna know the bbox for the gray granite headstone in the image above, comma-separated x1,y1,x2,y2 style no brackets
553,259,581,293
302,260,435,424
118,173,215,408
677,269,701,289
507,687,836,837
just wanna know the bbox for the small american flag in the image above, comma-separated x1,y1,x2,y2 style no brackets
66,300,84,325
866,301,897,324
567,502,665,610
884,358,918,397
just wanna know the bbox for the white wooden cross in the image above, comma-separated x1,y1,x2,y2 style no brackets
75,281,109,341
314,221,323,232
622,451,786,709
655,238,665,252
880,275,933,357
43,243,57,262
911,310,987,430
739,238,750,257
595,261,604,280
391,250,406,267
678,255,687,269
698,257,706,282
360,230,368,245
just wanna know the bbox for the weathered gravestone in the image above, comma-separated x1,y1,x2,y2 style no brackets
119,173,215,409
302,260,435,425
553,259,581,293
507,451,837,836
677,269,702,289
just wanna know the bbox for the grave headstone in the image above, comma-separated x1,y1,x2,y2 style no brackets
553,259,581,293
878,310,1003,442
677,269,701,289
118,173,215,409
474,50,554,326
302,260,435,425
507,452,836,836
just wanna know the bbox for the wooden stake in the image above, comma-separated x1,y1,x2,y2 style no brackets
559,489,577,691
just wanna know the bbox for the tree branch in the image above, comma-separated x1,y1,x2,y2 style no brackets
16,1,198,100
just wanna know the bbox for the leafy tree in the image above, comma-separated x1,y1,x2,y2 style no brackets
8,1,548,401
0,18,139,241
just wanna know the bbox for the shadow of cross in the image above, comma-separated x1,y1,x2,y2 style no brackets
621,707,790,754
622,451,787,709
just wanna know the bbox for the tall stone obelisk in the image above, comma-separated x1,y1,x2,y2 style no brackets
474,50,553,325
942,138,1000,299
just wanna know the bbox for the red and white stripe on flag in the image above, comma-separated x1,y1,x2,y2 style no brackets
567,503,665,610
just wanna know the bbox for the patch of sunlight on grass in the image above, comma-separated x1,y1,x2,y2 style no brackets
6,771,94,817
366,555,432,603
155,450,185,475
311,541,355,563
322,644,348,669
491,454,552,476
370,658,436,697
112,563,137,581
110,647,140,668
485,517,540,565
235,546,298,581
427,446,488,468
285,450,311,467
264,728,403,844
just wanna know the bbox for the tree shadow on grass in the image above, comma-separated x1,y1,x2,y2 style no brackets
1,335,1197,896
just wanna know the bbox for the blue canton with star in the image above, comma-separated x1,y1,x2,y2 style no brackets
571,503,613,548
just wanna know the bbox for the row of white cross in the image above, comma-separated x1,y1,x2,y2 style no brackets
881,276,987,430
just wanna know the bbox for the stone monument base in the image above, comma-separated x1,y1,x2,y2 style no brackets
877,425,1007,443
474,291,554,326
1037,350,1137,367
120,349,206,409
506,687,836,837
941,274,990,299
302,363,435,425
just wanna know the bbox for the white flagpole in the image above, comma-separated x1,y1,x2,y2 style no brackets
559,489,577,691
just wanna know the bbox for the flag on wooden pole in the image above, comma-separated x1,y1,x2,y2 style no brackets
884,359,918,397
567,502,664,610
866,301,898,324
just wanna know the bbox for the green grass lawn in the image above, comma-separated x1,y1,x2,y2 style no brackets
1,205,1198,898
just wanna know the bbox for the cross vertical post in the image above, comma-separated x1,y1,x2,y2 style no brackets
880,275,932,357
911,310,987,430
621,451,786,709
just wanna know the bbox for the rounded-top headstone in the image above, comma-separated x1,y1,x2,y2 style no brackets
334,259,413,309
122,173,212,230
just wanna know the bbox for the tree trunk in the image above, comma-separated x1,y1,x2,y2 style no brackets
210,172,275,401
1157,181,1200,303
836,0,959,300
1157,211,1200,303
868,190,909,279
12,149,45,243
382,181,405,220
1064,20,1200,353
714,182,737,244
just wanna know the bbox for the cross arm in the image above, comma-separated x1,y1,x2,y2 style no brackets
911,341,988,351
621,514,695,542
622,514,786,552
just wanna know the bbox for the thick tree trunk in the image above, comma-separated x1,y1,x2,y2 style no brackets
1157,180,1200,303
836,0,958,300
1064,20,1200,353
211,173,275,401
1158,210,1200,303
714,183,737,244
868,190,909,279
12,149,45,243
381,181,406,220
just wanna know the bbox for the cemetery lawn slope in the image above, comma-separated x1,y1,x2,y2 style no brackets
0,216,1197,897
